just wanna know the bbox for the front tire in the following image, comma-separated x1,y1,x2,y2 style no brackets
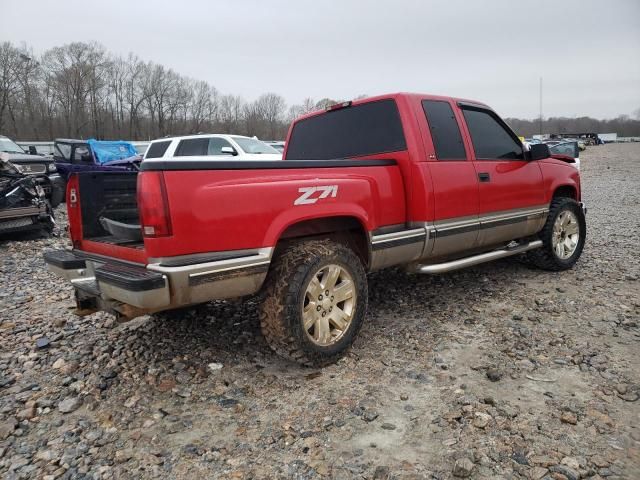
527,197,586,271
260,240,368,367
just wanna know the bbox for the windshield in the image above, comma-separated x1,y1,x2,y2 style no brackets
232,137,280,154
0,138,25,154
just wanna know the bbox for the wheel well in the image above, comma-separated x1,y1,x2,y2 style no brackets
277,216,370,268
553,185,577,200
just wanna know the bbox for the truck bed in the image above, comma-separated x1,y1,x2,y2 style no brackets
76,172,142,248
69,159,405,263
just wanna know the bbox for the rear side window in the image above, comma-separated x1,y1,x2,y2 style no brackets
422,100,466,160
175,138,208,156
285,99,406,160
462,108,524,160
145,141,171,159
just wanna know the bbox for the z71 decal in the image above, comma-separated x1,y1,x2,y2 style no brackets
294,185,339,205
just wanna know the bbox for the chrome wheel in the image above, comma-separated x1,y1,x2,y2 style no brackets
552,210,580,259
302,264,356,346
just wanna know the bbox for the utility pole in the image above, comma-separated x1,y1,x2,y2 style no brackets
539,77,543,136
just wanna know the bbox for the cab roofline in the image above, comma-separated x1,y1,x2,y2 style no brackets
292,92,490,122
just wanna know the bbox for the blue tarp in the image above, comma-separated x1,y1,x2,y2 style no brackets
87,139,138,165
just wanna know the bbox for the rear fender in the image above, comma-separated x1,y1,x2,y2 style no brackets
263,177,376,246
150,168,400,258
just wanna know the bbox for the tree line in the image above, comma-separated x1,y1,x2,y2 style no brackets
0,41,332,141
506,115,640,138
1,41,639,142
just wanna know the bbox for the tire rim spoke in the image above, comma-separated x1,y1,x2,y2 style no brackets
322,265,341,291
565,222,578,236
315,316,330,344
307,276,323,298
329,307,349,331
303,303,316,330
332,279,354,303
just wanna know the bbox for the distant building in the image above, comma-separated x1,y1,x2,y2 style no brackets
597,133,617,143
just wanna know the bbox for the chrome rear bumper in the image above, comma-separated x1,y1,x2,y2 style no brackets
44,248,272,319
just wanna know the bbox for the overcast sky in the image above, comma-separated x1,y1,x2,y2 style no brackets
3,0,639,119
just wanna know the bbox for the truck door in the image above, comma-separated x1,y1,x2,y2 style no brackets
420,99,480,258
459,104,546,248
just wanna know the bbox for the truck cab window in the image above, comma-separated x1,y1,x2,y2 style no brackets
422,100,466,160
285,99,406,160
462,108,524,160
55,143,71,160
175,138,209,156
145,141,171,159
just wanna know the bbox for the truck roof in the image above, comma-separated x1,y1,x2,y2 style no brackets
295,92,491,122
149,133,256,143
54,138,87,144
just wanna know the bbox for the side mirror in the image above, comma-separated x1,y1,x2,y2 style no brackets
528,143,550,161
81,153,93,162
28,146,38,155
220,146,237,156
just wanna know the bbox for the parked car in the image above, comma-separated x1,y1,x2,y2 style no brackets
45,93,586,367
547,141,581,170
0,135,64,207
0,153,54,235
144,134,282,160
17,141,55,157
53,138,141,181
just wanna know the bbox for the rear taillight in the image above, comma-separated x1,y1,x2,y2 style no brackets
138,172,172,237
66,174,82,247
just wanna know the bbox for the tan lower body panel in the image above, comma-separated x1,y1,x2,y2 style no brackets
371,205,549,269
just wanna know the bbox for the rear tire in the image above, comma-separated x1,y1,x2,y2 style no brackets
260,240,368,367
526,197,586,271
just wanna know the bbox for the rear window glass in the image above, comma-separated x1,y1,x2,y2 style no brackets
145,141,171,159
422,100,466,160
285,99,406,160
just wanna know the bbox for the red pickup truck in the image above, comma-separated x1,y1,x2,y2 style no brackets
45,93,586,366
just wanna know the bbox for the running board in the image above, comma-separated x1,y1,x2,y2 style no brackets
412,240,543,274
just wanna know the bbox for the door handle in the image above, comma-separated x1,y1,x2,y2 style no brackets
478,172,491,182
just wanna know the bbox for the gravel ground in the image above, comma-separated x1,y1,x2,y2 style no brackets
1,143,639,480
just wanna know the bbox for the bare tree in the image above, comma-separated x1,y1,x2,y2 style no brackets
287,97,317,123
0,42,23,135
256,93,286,139
219,94,244,133
2,40,639,142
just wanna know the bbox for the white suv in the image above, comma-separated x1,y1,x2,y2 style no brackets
143,134,282,161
